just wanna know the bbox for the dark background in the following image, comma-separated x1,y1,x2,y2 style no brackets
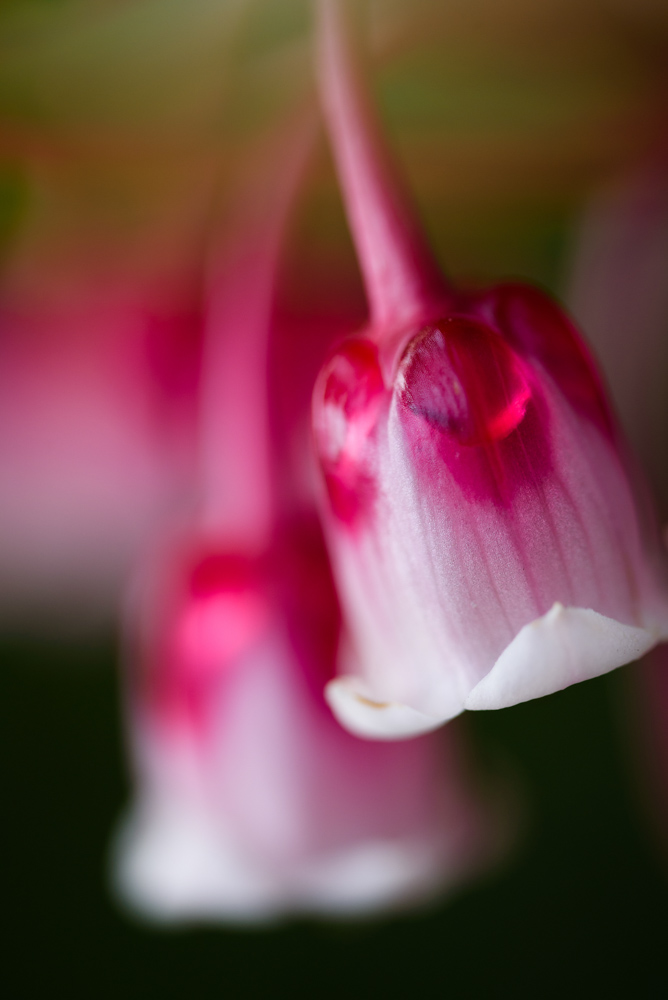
2,635,667,999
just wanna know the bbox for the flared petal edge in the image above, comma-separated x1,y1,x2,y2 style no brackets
464,603,656,712
112,803,468,923
112,802,281,924
325,675,450,740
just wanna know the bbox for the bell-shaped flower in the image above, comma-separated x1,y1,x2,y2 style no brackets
114,113,494,921
117,532,490,920
312,0,668,740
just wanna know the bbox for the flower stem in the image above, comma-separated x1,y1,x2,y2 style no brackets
198,111,315,549
315,0,449,346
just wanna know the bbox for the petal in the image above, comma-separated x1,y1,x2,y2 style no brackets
464,603,656,711
113,799,284,924
114,800,474,921
325,675,449,740
398,317,531,446
292,839,455,915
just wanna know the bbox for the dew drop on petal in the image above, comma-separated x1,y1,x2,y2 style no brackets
397,317,531,446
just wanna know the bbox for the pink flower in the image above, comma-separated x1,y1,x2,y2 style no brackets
567,153,668,520
0,296,200,625
0,148,209,626
115,112,494,921
116,531,488,920
311,0,668,740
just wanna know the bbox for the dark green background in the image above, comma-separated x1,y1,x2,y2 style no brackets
2,636,667,999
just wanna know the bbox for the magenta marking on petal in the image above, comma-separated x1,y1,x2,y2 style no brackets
145,553,271,736
170,589,268,687
314,338,387,525
189,551,259,598
397,317,531,447
480,283,614,438
397,370,552,508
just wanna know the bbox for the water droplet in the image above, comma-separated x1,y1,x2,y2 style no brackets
398,317,531,446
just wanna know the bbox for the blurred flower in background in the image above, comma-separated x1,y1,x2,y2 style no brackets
569,149,668,519
113,110,499,921
116,532,494,921
1,0,668,941
567,140,668,872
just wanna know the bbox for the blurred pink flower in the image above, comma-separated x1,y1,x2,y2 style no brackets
568,152,668,520
311,0,668,740
117,532,489,920
115,113,494,921
567,149,668,861
0,151,214,626
0,294,201,626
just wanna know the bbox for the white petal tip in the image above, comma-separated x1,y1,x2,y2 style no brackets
112,807,283,925
464,604,656,712
112,808,456,922
325,676,445,740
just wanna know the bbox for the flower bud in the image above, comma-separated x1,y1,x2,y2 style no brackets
313,0,668,738
314,284,668,738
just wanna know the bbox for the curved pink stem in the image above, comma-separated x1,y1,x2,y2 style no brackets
315,0,449,344
198,112,315,548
